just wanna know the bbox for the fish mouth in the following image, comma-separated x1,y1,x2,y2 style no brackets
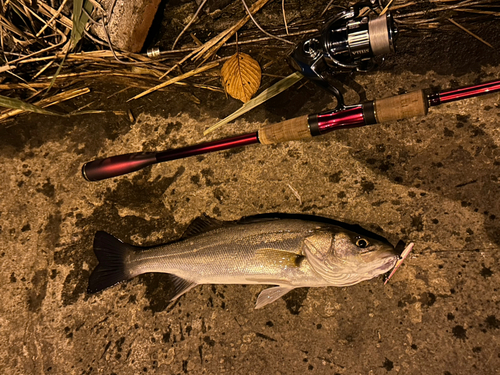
377,255,399,274
359,249,398,277
379,240,407,275
394,240,407,257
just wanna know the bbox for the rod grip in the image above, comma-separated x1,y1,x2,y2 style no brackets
258,115,311,144
374,90,428,123
82,152,157,181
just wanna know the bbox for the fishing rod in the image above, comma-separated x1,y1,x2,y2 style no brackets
82,78,500,181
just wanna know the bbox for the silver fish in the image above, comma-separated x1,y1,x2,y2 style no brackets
87,215,399,308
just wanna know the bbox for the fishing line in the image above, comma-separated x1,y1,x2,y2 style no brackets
416,247,498,255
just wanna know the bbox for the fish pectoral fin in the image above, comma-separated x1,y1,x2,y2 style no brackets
255,286,295,309
168,275,198,301
254,248,304,265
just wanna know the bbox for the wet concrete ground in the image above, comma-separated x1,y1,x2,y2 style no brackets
1,2,500,374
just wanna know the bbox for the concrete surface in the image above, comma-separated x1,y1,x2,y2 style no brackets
1,2,500,375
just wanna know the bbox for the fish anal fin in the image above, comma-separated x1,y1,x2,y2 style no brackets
168,274,198,301
255,286,295,309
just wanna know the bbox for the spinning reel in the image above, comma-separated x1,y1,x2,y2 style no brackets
289,0,397,108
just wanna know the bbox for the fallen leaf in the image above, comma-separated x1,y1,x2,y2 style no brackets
221,52,261,103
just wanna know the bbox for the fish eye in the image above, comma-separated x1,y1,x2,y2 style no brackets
356,238,370,248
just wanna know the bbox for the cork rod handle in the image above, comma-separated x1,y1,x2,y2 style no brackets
258,115,312,145
373,90,429,123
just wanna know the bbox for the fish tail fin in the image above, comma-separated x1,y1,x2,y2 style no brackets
87,231,136,294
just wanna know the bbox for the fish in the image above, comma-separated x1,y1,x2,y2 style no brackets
87,214,400,309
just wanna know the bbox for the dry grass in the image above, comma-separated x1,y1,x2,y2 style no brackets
0,0,498,124
392,0,500,30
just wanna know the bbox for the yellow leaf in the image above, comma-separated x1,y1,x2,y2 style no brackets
221,52,261,103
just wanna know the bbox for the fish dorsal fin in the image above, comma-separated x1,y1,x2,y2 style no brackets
255,286,295,309
168,275,198,301
237,215,282,224
180,215,227,239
